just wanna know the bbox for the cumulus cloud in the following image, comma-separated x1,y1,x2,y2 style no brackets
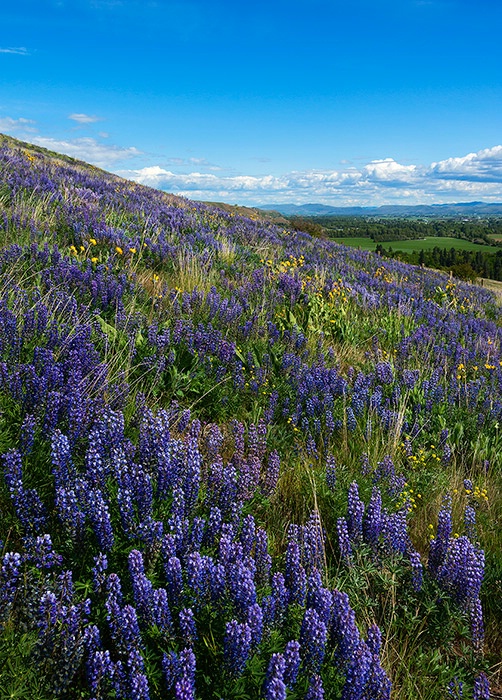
363,158,417,184
31,136,142,169
69,113,103,124
429,146,502,183
0,116,37,133
0,47,29,55
122,145,502,205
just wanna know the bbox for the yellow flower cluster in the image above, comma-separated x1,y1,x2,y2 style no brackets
374,267,393,283
328,280,348,304
403,444,441,468
397,483,421,513
468,484,489,504
456,363,466,380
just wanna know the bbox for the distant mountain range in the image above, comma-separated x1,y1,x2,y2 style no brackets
260,202,502,217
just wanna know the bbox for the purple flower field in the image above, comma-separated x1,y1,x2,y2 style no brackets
0,134,500,699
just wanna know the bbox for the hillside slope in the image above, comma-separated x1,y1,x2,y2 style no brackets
0,134,500,699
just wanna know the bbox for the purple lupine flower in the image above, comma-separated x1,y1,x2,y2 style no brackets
325,455,336,491
300,608,328,674
285,539,306,605
364,650,392,700
271,572,290,622
262,449,280,496
447,677,464,698
224,620,252,676
186,551,206,601
366,624,382,655
247,602,263,647
174,676,196,700
437,536,484,607
87,650,115,697
331,590,361,663
179,608,197,645
337,517,353,562
179,647,196,688
240,514,256,556
473,672,490,700
38,591,58,633
464,505,477,542
128,550,153,617
363,487,382,551
346,406,357,431
341,641,373,700
127,648,150,700
307,570,332,627
87,488,114,551
26,533,62,569
165,556,183,605
57,570,74,604
50,430,74,487
229,561,257,614
162,651,180,691
56,485,85,538
107,572,123,606
381,509,408,556
360,452,371,476
118,605,143,654
205,424,224,459
409,550,423,592
3,449,46,533
184,438,201,513
151,587,172,632
92,552,108,593
210,562,226,603
346,482,364,543
263,654,286,700
305,674,325,700
84,624,101,655
206,506,222,545
283,640,301,688
20,414,37,455
470,597,484,651
188,516,205,552
0,551,22,624
376,361,394,385
442,444,452,465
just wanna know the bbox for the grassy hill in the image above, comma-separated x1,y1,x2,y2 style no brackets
0,134,500,699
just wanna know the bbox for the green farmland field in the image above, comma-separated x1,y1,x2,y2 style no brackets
333,235,497,253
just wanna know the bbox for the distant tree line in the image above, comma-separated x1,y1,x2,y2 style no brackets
300,216,502,245
375,244,502,282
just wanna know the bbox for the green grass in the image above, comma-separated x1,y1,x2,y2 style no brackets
334,236,497,254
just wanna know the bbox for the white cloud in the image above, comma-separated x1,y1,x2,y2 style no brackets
0,116,37,133
31,136,142,169
69,113,102,124
0,47,29,55
121,145,502,205
429,145,502,183
363,158,417,183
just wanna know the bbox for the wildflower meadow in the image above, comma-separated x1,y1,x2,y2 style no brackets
0,134,500,699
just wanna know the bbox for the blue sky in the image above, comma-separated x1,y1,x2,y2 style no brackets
1,0,501,206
